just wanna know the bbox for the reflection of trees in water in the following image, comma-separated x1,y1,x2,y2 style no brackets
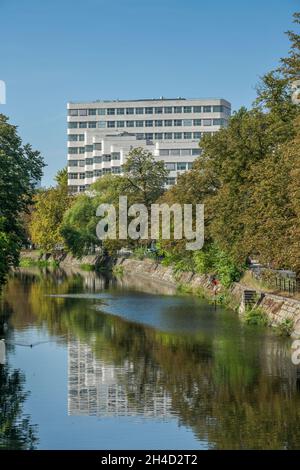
0,297,38,450
4,270,300,449
0,365,38,449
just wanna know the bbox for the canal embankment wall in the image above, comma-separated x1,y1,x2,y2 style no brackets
115,257,300,338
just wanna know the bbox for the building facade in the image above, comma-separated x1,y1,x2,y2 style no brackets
67,97,231,193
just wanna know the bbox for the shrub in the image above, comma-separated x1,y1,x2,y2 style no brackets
244,307,269,326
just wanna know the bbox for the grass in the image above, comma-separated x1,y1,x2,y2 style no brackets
112,265,124,277
79,263,95,271
19,258,59,268
244,306,269,326
274,318,294,336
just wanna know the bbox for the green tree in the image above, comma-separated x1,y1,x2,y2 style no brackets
29,167,72,252
122,147,168,207
0,114,44,284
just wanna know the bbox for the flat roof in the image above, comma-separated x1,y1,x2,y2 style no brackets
68,97,231,106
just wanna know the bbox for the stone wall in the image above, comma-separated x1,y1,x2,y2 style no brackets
116,257,300,337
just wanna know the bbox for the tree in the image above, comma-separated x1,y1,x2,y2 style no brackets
0,114,44,284
29,168,72,252
122,147,168,207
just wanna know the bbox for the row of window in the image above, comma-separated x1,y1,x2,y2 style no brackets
68,105,230,117
68,134,204,153
68,118,227,129
68,168,122,179
69,176,178,192
159,148,200,157
68,161,191,180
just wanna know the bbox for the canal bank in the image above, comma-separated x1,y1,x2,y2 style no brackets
19,251,300,338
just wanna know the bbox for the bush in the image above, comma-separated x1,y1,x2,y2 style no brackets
275,318,294,336
244,307,269,326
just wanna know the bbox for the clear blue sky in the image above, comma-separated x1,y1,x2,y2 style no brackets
0,0,298,186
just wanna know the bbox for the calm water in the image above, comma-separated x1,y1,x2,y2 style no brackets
1,268,300,450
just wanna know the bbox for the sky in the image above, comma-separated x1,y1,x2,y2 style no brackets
0,0,298,186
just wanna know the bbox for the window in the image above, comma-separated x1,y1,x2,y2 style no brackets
86,158,93,165
159,149,169,156
174,106,182,113
174,120,182,126
68,134,78,141
183,106,192,113
193,119,201,126
213,119,221,125
165,162,176,170
94,156,102,163
79,147,85,154
68,147,78,154
68,109,78,116
111,152,120,160
98,108,105,115
203,119,212,126
79,122,87,128
184,132,192,139
181,149,191,156
88,109,96,115
145,133,153,140
177,162,187,170
145,120,153,127
78,160,85,166
88,121,96,128
136,133,144,140
164,120,172,126
103,155,111,162
103,168,111,174
79,109,87,116
85,145,93,152
98,121,106,128
68,122,78,128
145,107,153,114
117,121,125,127
154,133,163,139
192,149,201,155
79,173,85,179
107,121,115,128
135,107,144,114
183,119,193,126
135,120,144,127
126,121,134,127
203,106,212,113
107,108,115,115
79,134,85,141
193,106,202,113
187,162,193,169
112,167,121,174
94,170,102,177
164,132,172,139
212,105,221,113
117,108,125,115
155,120,163,126
155,107,163,113
174,132,182,139
164,106,173,113
166,177,176,185
94,143,102,151
126,108,134,115
68,160,78,166
170,149,180,156
193,132,201,139
86,171,93,178
79,185,85,192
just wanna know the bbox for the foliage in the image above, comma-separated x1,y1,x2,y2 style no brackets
122,147,168,207
244,307,269,327
0,114,44,284
29,168,72,252
275,318,294,336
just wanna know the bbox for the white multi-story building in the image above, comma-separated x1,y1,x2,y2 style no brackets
67,97,231,193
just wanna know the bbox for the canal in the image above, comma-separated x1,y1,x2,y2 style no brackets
0,268,300,449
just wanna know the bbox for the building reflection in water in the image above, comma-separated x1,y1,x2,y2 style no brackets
68,339,172,418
